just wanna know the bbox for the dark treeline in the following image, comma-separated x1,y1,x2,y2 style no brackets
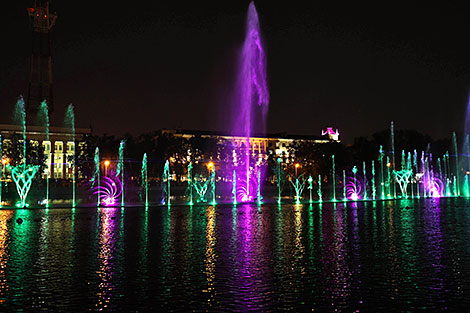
75,128,455,184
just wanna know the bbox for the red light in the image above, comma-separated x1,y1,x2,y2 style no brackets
28,8,35,13
44,15,48,18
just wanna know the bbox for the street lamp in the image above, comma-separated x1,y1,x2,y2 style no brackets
295,163,300,177
1,158,9,180
104,160,110,176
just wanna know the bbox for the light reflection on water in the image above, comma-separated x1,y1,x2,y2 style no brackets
0,199,470,310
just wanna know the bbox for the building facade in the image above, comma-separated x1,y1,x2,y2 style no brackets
0,124,91,179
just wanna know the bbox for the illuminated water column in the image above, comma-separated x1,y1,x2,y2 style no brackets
317,174,322,202
331,155,336,201
188,162,194,206
379,146,385,200
141,153,148,207
65,104,76,207
343,170,347,201
38,101,50,207
363,161,368,200
94,148,100,206
117,140,125,206
452,132,460,196
371,160,376,200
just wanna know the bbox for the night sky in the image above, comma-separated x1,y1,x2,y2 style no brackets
1,1,470,143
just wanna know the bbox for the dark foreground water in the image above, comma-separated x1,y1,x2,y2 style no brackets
1,198,470,311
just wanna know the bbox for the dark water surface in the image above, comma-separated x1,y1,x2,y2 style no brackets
1,198,470,311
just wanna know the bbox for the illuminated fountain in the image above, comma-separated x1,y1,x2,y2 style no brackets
194,174,210,203
65,104,76,206
393,151,413,198
93,176,122,206
230,1,269,202
92,147,100,206
307,176,313,203
163,160,170,205
117,140,125,206
346,166,365,201
9,97,39,208
187,162,194,205
317,174,322,202
291,174,306,204
141,153,148,206
38,101,50,207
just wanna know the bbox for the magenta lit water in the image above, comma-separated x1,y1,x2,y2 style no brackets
231,2,269,202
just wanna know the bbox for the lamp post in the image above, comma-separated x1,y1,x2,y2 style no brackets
295,163,300,177
104,160,110,176
1,158,8,180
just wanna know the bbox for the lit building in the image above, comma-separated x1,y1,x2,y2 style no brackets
0,124,91,179
161,128,340,160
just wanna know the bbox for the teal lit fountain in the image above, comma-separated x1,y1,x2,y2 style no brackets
10,97,39,208
393,151,413,198
210,166,217,205
276,157,282,204
371,160,376,200
163,160,170,205
187,162,194,205
38,101,50,207
117,140,125,206
291,174,305,204
307,175,313,203
92,147,100,206
65,104,76,206
232,170,237,205
194,174,209,203
317,174,322,202
141,153,148,206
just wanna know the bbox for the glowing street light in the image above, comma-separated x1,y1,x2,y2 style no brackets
1,158,9,179
295,163,300,177
104,160,110,176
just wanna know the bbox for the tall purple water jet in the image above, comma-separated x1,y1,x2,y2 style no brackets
231,2,269,202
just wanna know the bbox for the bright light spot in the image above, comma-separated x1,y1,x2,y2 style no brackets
104,160,110,167
386,163,391,167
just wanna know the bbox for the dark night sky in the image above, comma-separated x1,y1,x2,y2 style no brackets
1,1,470,143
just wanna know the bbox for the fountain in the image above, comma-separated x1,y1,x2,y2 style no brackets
210,166,217,205
232,170,237,205
230,1,269,202
93,176,122,206
362,161,367,200
291,174,305,204
38,101,50,207
65,104,76,206
141,153,148,206
452,132,460,195
187,162,194,205
92,147,100,206
307,176,313,203
117,140,125,206
163,160,171,205
276,158,282,204
317,175,322,202
194,175,210,203
9,97,39,207
371,160,376,200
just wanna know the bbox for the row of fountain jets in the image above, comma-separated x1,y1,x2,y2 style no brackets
0,97,466,208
